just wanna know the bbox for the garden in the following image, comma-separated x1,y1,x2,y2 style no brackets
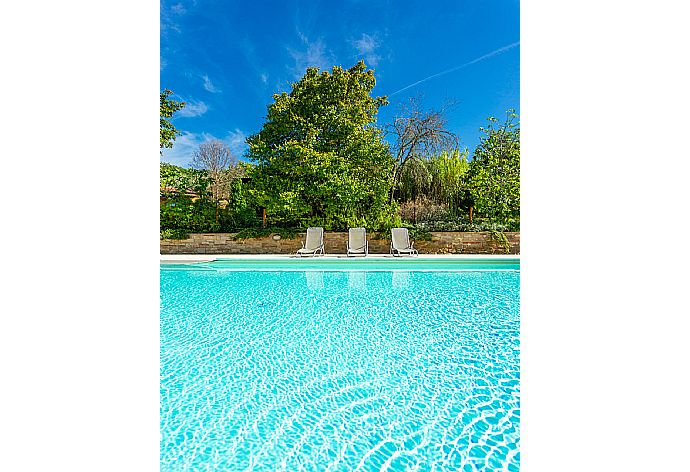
160,62,519,243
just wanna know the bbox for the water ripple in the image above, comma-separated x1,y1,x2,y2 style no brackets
161,269,520,471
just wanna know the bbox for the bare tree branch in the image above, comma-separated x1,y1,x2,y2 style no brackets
191,140,242,222
385,96,460,203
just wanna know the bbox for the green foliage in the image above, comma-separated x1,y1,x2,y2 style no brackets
160,196,221,232
160,163,259,233
408,226,433,241
500,217,520,232
220,177,262,230
490,230,511,254
414,219,512,232
160,229,190,240
159,86,520,237
246,61,396,230
160,163,209,196
388,98,460,204
160,163,217,232
232,227,300,240
398,149,472,217
368,209,403,233
160,89,186,151
467,110,520,223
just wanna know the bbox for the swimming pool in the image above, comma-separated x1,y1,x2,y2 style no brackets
161,258,520,471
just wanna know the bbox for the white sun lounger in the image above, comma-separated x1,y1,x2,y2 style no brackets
347,227,368,257
296,227,325,257
390,227,419,256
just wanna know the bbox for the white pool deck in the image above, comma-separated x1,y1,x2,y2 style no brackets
161,254,520,264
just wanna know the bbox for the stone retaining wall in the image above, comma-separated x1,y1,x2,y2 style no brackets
160,232,520,255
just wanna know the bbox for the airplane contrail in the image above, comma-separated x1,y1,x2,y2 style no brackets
388,41,520,97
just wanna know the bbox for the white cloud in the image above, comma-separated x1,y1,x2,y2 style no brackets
160,131,214,167
170,3,186,14
287,35,334,78
389,41,520,96
351,33,381,67
260,73,268,84
296,29,309,45
160,129,248,167
202,74,220,93
226,128,248,157
161,20,181,36
160,2,184,37
176,99,208,118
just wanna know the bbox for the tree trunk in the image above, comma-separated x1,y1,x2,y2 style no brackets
389,166,398,204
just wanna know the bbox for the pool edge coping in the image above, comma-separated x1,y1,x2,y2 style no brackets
160,254,521,264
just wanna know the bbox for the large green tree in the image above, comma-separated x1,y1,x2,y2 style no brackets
246,61,396,229
160,89,185,152
467,110,520,223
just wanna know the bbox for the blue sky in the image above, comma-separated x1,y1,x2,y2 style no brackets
160,0,519,167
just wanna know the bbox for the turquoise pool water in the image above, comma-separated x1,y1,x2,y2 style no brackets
160,259,520,471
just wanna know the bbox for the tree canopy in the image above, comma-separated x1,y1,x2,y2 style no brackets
160,68,520,236
246,61,397,230
160,89,186,151
467,110,520,223
160,162,208,196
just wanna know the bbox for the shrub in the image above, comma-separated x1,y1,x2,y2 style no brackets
408,226,433,241
160,229,190,240
160,196,220,232
399,197,452,224
232,227,300,240
412,219,513,233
